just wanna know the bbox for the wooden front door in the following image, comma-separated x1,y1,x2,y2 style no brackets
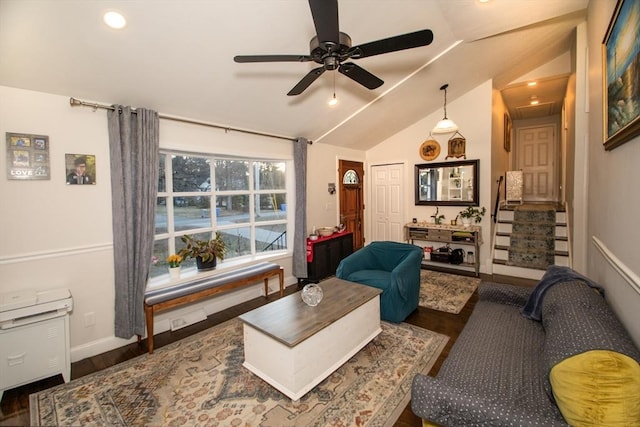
515,124,558,202
338,160,365,250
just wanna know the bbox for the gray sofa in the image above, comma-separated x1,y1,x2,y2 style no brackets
411,273,640,426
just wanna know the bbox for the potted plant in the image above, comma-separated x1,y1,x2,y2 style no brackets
166,254,183,279
431,206,445,225
458,206,486,226
178,232,227,271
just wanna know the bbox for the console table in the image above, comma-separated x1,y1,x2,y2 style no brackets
404,222,482,277
303,231,353,283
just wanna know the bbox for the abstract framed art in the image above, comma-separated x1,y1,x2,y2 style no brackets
602,0,640,150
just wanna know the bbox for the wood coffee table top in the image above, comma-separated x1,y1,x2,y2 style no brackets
239,277,381,347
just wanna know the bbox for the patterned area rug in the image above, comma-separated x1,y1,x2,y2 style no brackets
419,270,480,314
508,204,556,270
30,318,447,427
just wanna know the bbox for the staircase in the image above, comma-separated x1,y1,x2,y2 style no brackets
491,202,570,280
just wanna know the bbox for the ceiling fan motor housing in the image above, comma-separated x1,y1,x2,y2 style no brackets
310,32,352,69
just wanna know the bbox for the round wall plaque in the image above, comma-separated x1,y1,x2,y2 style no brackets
419,138,441,161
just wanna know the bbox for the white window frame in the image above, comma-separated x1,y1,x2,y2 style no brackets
149,150,290,288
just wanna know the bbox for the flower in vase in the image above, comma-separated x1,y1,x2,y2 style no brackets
166,254,183,268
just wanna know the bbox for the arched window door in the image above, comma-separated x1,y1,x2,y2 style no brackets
338,160,364,250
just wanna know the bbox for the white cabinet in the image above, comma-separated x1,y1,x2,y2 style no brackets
447,177,463,200
0,289,72,401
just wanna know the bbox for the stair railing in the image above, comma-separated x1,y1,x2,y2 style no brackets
262,230,287,251
492,175,504,223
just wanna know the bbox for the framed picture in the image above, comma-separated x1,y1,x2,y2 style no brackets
65,153,96,185
602,0,640,150
6,132,50,180
445,131,466,159
504,113,512,152
419,138,441,161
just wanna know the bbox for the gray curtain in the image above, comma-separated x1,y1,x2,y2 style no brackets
107,106,159,338
292,137,308,278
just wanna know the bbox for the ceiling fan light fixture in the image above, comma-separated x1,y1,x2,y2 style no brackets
432,84,458,134
328,70,338,107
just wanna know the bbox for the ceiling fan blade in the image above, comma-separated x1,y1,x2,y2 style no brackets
234,54,312,63
287,66,326,96
309,0,339,44
349,29,434,59
338,63,383,90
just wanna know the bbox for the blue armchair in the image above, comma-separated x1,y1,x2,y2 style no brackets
336,241,423,323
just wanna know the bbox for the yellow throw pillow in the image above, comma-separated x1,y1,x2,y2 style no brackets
550,350,640,426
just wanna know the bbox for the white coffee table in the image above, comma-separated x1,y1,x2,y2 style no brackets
238,277,382,400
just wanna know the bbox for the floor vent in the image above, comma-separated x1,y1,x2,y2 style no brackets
170,309,207,331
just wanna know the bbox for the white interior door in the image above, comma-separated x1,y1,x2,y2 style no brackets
371,163,404,242
515,124,557,202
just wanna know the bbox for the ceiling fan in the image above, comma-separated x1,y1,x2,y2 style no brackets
233,0,434,96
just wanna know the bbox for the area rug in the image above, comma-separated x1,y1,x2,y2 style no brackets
30,318,448,427
508,204,556,270
419,270,480,314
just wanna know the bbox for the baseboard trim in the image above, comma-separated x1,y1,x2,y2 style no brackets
70,276,298,362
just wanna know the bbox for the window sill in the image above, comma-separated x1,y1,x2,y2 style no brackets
146,250,289,291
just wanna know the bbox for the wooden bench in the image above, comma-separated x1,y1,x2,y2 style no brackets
141,262,284,353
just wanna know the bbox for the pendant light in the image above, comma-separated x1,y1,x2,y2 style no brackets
432,83,458,134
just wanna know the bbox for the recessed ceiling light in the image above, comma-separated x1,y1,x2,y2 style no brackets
527,81,538,87
104,11,126,29
530,96,539,105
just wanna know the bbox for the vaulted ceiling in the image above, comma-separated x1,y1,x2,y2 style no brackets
0,0,587,150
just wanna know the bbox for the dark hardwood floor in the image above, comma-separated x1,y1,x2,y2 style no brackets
0,277,489,427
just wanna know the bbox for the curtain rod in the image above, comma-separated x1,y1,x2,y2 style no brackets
69,97,311,144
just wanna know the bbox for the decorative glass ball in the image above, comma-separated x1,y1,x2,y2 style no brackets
301,283,323,307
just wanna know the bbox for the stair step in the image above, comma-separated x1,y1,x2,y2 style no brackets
492,262,545,280
494,246,569,258
493,203,570,279
497,209,566,224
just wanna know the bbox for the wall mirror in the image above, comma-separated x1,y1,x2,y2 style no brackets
415,159,479,206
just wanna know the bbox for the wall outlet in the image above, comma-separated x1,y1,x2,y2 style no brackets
83,312,95,327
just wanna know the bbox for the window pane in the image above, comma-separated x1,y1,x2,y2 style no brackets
173,196,212,231
215,159,249,191
216,195,249,224
255,161,286,190
172,155,211,192
156,197,167,233
256,224,287,252
153,151,290,284
158,154,166,192
255,194,286,222
150,239,169,279
220,228,251,258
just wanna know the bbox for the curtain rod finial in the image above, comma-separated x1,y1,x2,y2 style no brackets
69,97,81,107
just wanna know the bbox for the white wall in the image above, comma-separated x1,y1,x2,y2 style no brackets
305,141,365,231
585,1,640,346
366,80,494,273
0,86,296,361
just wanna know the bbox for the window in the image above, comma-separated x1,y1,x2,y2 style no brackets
150,152,288,279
